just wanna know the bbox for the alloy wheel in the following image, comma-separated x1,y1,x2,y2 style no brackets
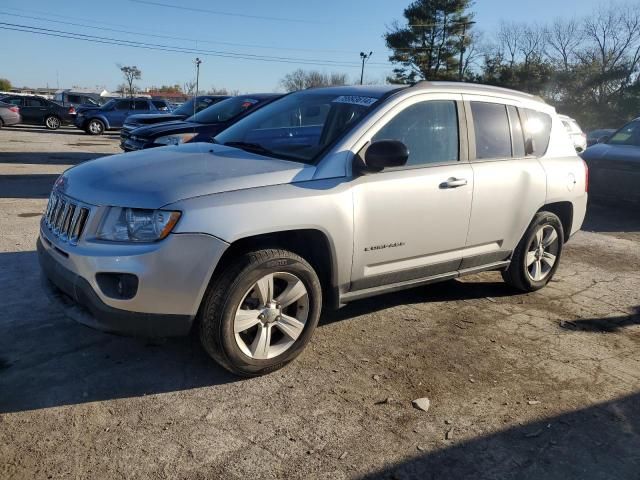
234,272,309,360
46,116,60,129
88,120,103,134
526,224,560,282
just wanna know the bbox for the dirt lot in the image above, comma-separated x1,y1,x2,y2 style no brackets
0,126,639,480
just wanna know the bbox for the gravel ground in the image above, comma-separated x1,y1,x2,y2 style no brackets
0,126,639,480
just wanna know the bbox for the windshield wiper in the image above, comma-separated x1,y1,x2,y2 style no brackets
223,141,275,156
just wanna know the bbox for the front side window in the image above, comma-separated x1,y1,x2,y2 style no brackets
134,100,150,110
607,121,640,146
471,102,512,159
214,92,380,164
115,100,131,111
373,100,459,167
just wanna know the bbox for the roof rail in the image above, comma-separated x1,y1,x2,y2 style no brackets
408,80,547,104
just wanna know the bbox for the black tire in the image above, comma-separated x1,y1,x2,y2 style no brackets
86,118,105,135
0,118,4,129
198,249,322,377
502,211,564,292
44,115,61,130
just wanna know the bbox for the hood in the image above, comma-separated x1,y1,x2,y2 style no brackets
126,113,185,126
130,120,205,138
58,143,316,209
581,143,640,163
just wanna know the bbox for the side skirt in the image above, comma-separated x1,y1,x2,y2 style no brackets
339,260,511,304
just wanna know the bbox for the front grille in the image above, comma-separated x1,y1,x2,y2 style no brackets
43,191,90,245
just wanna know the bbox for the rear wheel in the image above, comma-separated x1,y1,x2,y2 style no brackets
0,118,4,129
502,211,564,292
44,115,61,130
198,249,322,377
86,119,105,135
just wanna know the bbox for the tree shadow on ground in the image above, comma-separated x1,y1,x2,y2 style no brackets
360,392,640,480
559,306,640,333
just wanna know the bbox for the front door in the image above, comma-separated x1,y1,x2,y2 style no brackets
350,96,474,292
110,99,133,128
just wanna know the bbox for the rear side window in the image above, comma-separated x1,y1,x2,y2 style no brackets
471,102,512,159
26,98,46,107
7,97,24,106
507,105,525,157
522,108,552,157
373,100,459,167
67,95,82,104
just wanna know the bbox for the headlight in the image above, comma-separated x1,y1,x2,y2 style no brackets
96,207,181,242
155,133,197,145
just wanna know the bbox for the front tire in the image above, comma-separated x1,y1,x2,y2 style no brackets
198,249,322,377
86,119,105,135
45,115,61,130
502,211,564,292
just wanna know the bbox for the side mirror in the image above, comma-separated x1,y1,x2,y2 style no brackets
356,140,409,174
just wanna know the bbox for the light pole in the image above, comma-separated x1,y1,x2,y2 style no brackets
360,51,373,85
458,21,475,81
194,57,202,116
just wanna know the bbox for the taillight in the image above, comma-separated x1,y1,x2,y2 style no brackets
68,106,76,114
583,159,589,193
9,106,19,113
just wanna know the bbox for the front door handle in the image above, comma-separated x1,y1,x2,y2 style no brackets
440,177,468,189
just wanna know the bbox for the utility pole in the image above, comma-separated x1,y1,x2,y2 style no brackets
458,21,475,81
194,57,202,117
360,51,373,85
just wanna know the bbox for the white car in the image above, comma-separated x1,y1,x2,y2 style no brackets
559,114,587,152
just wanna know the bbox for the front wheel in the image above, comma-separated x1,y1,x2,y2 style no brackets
502,211,564,292
86,119,105,135
45,115,61,130
198,249,322,376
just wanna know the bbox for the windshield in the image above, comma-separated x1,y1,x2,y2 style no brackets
174,97,218,117
607,121,640,146
187,97,260,124
214,91,380,163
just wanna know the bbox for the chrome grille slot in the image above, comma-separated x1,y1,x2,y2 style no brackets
43,192,91,245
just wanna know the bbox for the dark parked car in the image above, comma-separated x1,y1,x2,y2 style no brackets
120,95,229,143
581,119,640,205
121,94,281,151
0,95,75,130
74,98,172,135
53,91,106,108
586,128,616,147
0,100,21,127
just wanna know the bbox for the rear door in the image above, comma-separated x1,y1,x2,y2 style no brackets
462,96,546,267
22,97,49,123
350,94,474,292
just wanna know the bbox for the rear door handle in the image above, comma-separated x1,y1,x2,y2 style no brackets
440,177,468,189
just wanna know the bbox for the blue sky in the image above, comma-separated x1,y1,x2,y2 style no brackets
0,0,603,93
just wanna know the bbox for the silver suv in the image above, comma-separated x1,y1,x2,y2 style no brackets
39,83,588,376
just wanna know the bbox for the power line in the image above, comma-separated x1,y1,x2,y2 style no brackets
129,0,324,24
0,22,392,69
0,11,356,55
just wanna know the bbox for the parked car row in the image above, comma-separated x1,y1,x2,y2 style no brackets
0,94,76,129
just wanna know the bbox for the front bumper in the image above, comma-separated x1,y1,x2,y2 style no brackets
38,226,229,337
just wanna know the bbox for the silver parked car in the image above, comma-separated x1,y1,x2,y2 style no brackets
39,83,588,376
0,100,21,127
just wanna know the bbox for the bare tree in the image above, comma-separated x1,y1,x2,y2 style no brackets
519,24,546,68
280,69,350,92
183,80,196,96
545,18,583,70
497,21,520,67
118,65,141,97
280,69,307,92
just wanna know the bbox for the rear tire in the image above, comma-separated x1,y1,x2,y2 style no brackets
0,118,4,129
502,211,564,292
45,115,61,130
198,249,322,377
86,119,105,135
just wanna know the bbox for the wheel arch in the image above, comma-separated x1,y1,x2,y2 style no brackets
204,229,340,311
88,115,109,129
538,201,573,243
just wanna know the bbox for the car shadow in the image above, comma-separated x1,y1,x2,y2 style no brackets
360,391,640,480
0,151,108,166
3,125,120,139
0,251,238,414
583,201,640,233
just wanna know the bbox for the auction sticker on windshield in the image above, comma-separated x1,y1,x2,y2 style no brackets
332,96,378,107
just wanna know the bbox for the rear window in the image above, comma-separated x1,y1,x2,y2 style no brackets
189,97,260,124
522,109,552,157
608,121,640,146
471,102,512,159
